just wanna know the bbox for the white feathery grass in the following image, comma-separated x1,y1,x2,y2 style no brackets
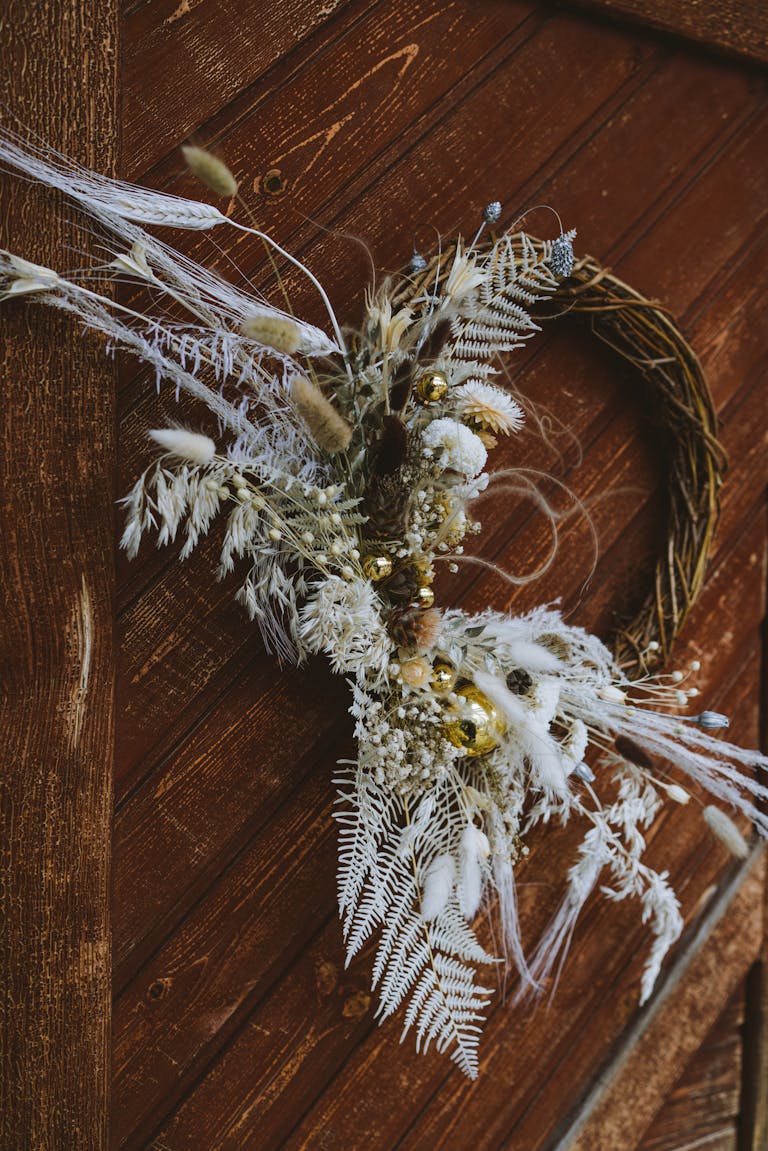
0,125,227,229
458,823,489,919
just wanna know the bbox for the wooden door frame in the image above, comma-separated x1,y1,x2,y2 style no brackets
0,2,118,1147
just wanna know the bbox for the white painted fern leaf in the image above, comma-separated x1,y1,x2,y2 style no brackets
445,230,572,371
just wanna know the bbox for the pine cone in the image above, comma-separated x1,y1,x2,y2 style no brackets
384,564,422,604
363,472,411,540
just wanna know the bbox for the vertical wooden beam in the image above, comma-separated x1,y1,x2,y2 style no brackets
0,2,118,1147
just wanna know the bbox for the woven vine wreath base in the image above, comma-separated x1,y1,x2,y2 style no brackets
394,237,728,672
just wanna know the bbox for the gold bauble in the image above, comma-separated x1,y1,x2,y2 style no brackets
416,370,449,404
362,553,393,581
431,660,457,694
443,684,506,758
414,585,435,609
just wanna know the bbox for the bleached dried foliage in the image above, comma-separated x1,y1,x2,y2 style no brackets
2,128,766,1078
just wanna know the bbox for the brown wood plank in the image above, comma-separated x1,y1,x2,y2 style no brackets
637,982,745,1151
563,0,768,66
121,0,378,177
0,3,118,1148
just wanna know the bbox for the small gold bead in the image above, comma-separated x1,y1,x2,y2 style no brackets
362,553,393,581
415,585,435,609
416,370,449,404
431,660,456,694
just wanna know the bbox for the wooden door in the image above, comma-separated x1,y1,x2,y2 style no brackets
2,2,766,1148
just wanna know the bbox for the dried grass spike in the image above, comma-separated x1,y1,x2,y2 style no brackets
291,375,352,454
241,312,301,355
182,145,239,198
703,806,750,858
149,427,217,465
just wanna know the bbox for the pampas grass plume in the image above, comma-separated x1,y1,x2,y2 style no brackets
703,806,750,859
181,145,239,198
291,375,352,454
149,427,217,465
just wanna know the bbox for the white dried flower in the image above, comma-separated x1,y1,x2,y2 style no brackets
422,418,487,478
399,656,431,688
444,241,487,303
149,428,217,465
454,381,524,435
299,576,391,682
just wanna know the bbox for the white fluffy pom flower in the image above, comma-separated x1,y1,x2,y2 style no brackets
422,418,487,478
298,576,392,683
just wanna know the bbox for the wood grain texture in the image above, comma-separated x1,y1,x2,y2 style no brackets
638,981,745,1151
0,1,118,1148
559,853,764,1151
107,3,767,1147
564,0,768,64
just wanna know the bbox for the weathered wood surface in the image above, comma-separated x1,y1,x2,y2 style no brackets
108,2,766,1148
638,980,746,1151
561,852,764,1151
0,1,118,1148
567,0,768,65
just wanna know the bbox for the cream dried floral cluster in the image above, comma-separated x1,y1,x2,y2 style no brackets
2,129,766,1078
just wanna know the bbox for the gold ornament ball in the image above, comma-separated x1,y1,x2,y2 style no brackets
415,585,435,609
416,370,449,404
362,553,393,581
443,683,506,758
431,660,457,694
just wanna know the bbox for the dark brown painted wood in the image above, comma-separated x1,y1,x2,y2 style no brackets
0,2,118,1148
563,0,768,65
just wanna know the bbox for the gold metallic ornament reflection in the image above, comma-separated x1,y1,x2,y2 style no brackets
443,683,506,757
362,553,393,581
431,660,457,695
414,585,435,609
416,370,449,404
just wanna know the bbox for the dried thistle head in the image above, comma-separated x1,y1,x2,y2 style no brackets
454,381,524,436
388,605,441,652
182,144,239,198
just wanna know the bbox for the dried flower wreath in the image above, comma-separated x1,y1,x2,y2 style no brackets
1,129,765,1079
